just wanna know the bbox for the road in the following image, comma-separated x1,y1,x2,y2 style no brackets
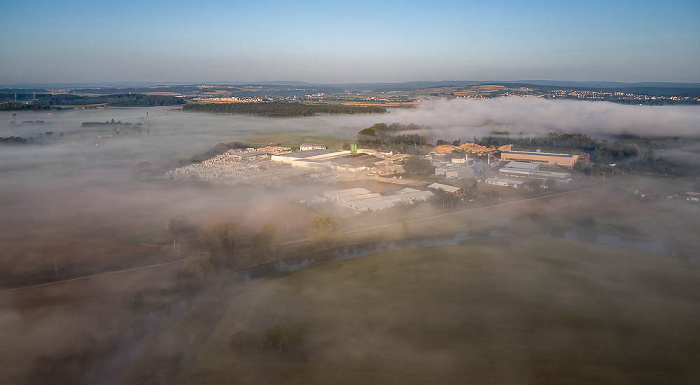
2,187,602,293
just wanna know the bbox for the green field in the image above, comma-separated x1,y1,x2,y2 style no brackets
122,238,700,384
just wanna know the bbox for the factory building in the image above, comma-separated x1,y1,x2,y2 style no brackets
471,162,489,174
329,153,387,172
444,168,475,179
667,192,700,203
323,188,371,201
500,150,579,167
504,161,540,171
436,162,475,179
228,151,269,161
435,161,487,180
485,177,525,188
323,187,433,213
427,183,463,195
271,149,349,168
499,168,572,182
300,143,327,151
257,145,292,154
271,149,383,171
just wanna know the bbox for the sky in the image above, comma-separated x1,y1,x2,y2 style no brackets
1,0,699,85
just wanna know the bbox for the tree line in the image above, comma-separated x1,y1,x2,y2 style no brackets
183,101,386,117
0,93,184,109
0,102,56,111
0,136,28,144
0,132,65,145
357,122,431,154
169,214,343,281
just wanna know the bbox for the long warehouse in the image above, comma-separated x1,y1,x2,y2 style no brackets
500,151,579,167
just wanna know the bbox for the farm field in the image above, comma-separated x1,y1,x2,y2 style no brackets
121,238,700,385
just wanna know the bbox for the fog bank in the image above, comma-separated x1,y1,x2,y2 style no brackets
380,97,700,140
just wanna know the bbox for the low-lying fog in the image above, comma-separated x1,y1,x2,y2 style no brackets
2,98,698,182
1,98,699,256
1,98,699,242
1,97,699,384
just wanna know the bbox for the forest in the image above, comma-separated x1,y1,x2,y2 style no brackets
0,136,28,144
182,101,386,117
0,102,55,111
357,123,431,154
0,93,184,109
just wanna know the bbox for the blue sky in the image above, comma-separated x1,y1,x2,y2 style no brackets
1,0,699,84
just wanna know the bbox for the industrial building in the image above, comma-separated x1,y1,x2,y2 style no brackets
330,153,388,171
504,161,540,171
300,143,327,151
427,183,463,195
323,188,371,201
500,150,579,167
499,168,572,182
271,149,384,172
434,159,489,180
228,151,268,161
435,163,474,179
322,187,433,213
667,192,700,203
271,149,350,167
471,162,489,174
444,168,475,179
436,164,465,176
256,145,291,154
485,177,525,188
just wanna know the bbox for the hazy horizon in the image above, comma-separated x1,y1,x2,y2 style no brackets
4,79,700,90
1,0,699,85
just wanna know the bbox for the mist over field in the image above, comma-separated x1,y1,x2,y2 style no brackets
1,99,699,385
385,97,700,138
4,97,698,187
1,99,699,274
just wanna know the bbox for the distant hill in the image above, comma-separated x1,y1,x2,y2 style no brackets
182,101,386,117
0,93,185,109
3,81,700,99
508,80,700,88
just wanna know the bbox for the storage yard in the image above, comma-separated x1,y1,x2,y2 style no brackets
166,148,308,185
310,187,434,214
168,146,404,185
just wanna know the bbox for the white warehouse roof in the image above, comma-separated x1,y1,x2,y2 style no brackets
323,188,372,200
505,161,540,171
427,183,461,193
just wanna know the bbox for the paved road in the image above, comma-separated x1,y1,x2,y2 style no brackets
2,187,602,293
